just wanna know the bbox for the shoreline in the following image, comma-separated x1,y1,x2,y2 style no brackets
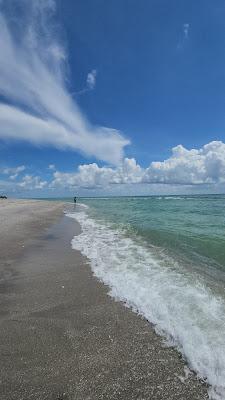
0,200,208,399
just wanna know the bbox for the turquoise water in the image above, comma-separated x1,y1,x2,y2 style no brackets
47,194,225,398
79,195,225,278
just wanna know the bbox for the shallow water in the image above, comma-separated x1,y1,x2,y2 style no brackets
65,195,225,399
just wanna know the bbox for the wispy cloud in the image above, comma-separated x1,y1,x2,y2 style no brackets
183,23,190,40
86,69,97,90
1,165,25,180
74,69,97,95
0,0,129,164
177,23,190,50
2,165,25,175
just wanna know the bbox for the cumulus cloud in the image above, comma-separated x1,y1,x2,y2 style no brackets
2,141,224,192
0,166,47,191
2,165,25,176
51,158,143,189
1,165,26,180
50,141,225,189
18,174,47,190
143,141,225,185
0,0,129,164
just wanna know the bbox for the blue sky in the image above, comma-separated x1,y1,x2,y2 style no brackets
1,0,225,197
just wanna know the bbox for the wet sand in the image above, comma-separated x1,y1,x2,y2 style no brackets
0,200,208,399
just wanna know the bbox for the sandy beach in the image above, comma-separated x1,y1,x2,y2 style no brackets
0,199,208,399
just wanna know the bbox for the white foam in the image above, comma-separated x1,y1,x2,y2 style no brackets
77,202,89,209
67,207,225,400
164,196,185,200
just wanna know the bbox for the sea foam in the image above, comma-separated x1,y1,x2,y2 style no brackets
67,206,225,400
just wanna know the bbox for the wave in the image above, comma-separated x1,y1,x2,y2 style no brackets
67,207,225,400
154,196,193,200
77,202,89,209
164,196,185,200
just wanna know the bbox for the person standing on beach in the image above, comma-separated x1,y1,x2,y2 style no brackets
74,196,77,204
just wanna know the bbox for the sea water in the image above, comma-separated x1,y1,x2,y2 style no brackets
66,195,225,399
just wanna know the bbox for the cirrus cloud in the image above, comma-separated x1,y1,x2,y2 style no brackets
0,0,129,165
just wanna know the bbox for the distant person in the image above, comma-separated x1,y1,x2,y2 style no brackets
74,196,77,204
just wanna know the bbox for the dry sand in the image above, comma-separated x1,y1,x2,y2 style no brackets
0,199,208,399
0,199,64,262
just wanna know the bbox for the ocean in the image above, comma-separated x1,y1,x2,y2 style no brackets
65,195,225,399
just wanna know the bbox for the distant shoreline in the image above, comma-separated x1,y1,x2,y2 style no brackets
18,192,225,200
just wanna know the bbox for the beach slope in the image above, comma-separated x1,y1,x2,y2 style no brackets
0,200,208,399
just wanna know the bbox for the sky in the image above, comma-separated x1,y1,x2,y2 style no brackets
1,0,225,197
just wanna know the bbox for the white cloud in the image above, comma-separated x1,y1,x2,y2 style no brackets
18,174,47,190
50,141,225,189
0,105,127,164
0,1,129,164
2,141,225,193
183,23,190,40
50,158,143,189
86,69,97,90
143,141,225,185
177,23,190,50
1,165,26,180
2,165,25,176
0,166,47,191
75,69,97,95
